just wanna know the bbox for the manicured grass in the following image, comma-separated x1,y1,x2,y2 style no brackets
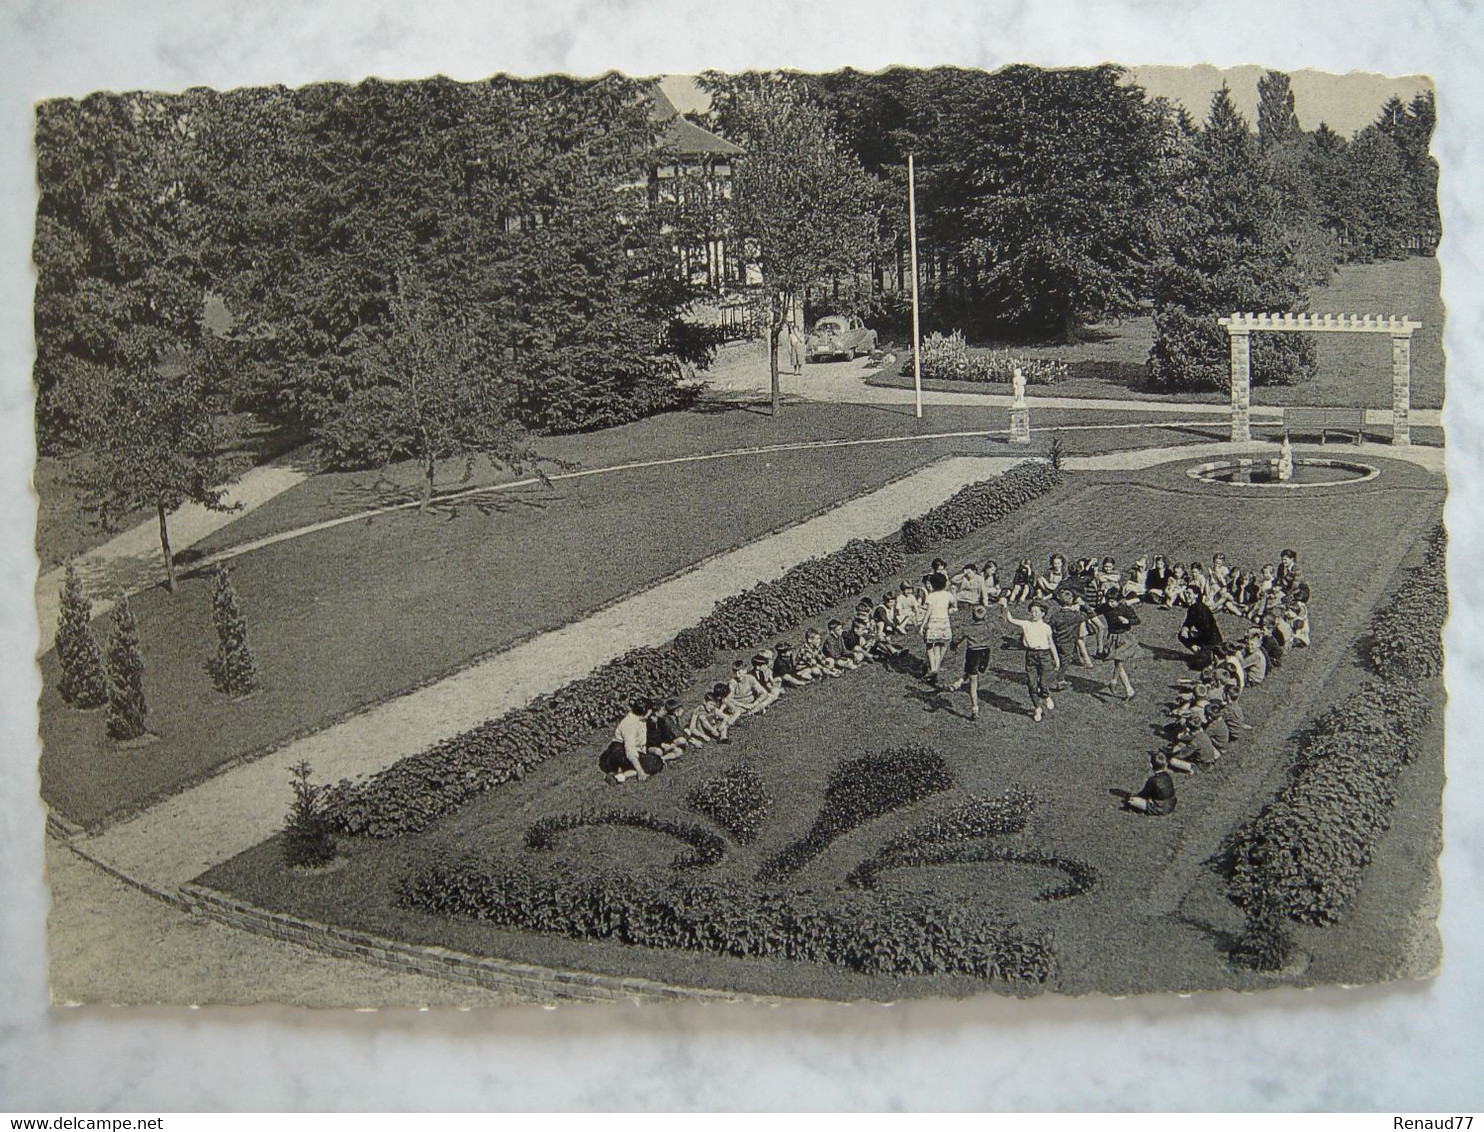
38,434,979,827
871,258,1444,410
201,459,1444,998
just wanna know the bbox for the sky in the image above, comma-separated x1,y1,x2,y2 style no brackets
660,65,1433,137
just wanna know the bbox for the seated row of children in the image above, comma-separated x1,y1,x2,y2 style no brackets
602,608,907,782
1114,584,1311,813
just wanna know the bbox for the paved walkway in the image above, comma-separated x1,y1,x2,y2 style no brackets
704,345,1444,426
76,455,1029,894
34,462,309,656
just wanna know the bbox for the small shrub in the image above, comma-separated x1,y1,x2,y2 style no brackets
55,558,107,709
104,594,147,741
525,809,726,869
901,461,1063,553
207,564,258,697
398,863,1053,984
685,765,773,843
283,760,337,868
759,746,953,883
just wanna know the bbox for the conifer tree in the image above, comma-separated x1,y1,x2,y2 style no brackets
282,760,337,868
207,563,258,697
55,558,108,708
104,593,148,741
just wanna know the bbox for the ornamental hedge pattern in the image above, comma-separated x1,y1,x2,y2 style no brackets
901,461,1063,554
525,809,726,869
1220,526,1444,927
398,863,1054,984
322,646,692,837
680,538,905,659
758,746,954,883
685,765,773,844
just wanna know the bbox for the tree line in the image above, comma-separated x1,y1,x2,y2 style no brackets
32,67,1439,585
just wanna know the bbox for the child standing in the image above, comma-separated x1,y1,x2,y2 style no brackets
1000,596,1059,722
949,603,997,719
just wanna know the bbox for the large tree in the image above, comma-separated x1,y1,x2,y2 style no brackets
34,89,234,589
701,73,878,415
1148,86,1316,392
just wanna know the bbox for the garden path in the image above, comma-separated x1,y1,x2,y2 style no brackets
33,462,310,656
72,454,1030,896
703,345,1445,427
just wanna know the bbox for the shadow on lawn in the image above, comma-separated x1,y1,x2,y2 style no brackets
327,476,561,523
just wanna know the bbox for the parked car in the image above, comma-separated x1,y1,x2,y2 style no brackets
805,315,877,362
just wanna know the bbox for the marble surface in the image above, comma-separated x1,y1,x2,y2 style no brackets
2,0,1482,1112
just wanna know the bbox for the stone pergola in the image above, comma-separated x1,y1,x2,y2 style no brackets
1217,312,1423,446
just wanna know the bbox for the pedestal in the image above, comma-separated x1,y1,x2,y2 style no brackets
1009,406,1031,445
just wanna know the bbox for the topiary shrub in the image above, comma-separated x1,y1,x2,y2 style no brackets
685,764,773,844
398,863,1054,984
207,564,258,697
282,760,338,868
525,809,726,869
759,746,954,883
900,461,1063,553
104,593,147,741
322,645,693,837
55,558,107,709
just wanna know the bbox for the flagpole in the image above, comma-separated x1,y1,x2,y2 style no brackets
908,154,923,419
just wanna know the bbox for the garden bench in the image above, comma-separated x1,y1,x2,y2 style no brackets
1282,406,1366,444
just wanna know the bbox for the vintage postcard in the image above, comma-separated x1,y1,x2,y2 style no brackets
34,64,1446,1006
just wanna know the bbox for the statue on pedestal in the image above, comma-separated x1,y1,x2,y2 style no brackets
1012,366,1027,407
1277,433,1295,482
1008,367,1031,445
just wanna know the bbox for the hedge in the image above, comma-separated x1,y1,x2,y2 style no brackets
322,646,692,837
851,844,1099,901
525,809,726,869
398,863,1054,984
1220,526,1445,926
677,538,906,663
759,746,953,883
901,462,1063,554
686,765,773,844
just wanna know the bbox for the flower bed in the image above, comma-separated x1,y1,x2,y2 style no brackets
907,331,1068,386
321,646,692,837
678,538,905,662
902,461,1063,554
685,765,773,844
525,809,726,869
397,863,1054,984
758,746,953,883
1220,526,1445,925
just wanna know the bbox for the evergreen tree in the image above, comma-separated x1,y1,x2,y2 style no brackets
282,760,337,868
104,594,148,741
1148,87,1316,392
207,563,258,697
1256,70,1300,149
55,558,108,708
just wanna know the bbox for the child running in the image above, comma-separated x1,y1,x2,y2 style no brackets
949,604,997,719
920,573,958,681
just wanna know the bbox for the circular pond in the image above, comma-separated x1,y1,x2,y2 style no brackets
1186,456,1379,488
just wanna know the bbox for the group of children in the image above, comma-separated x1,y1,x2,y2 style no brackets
1114,550,1315,816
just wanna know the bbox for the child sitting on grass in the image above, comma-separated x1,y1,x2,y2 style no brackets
752,652,787,698
1113,752,1177,815
729,658,779,716
687,689,731,745
772,641,814,687
1008,558,1035,604
823,619,861,671
797,628,838,678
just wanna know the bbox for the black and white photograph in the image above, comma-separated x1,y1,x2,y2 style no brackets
3,0,1482,1114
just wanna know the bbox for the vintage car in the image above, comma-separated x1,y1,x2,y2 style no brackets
805,314,877,362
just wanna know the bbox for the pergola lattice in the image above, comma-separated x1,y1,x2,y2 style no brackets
1216,312,1423,446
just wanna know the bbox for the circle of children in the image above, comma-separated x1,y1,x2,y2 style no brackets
601,548,1312,818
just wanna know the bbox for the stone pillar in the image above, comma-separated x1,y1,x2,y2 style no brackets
1008,405,1031,445
1229,329,1251,443
1391,334,1412,446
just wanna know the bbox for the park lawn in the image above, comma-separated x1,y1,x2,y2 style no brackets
39,434,988,829
201,457,1445,999
870,257,1444,411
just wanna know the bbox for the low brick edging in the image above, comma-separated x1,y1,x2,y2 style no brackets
177,882,776,1004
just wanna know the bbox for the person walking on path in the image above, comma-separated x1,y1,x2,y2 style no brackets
948,604,995,719
999,596,1059,722
787,321,804,375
